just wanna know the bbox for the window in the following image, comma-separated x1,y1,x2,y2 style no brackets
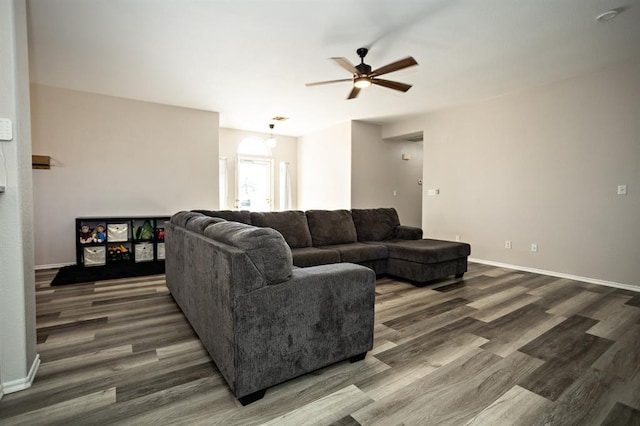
237,157,273,211
235,137,273,211
237,137,271,156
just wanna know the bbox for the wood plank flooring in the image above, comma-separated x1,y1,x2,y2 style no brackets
1,263,639,425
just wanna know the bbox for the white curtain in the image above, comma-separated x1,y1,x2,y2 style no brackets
279,161,292,211
219,157,227,209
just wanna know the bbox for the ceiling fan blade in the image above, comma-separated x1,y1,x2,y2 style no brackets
347,86,361,99
305,78,352,87
371,57,418,77
371,78,412,92
332,57,358,74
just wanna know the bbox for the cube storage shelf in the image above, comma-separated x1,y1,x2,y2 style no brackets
76,216,170,268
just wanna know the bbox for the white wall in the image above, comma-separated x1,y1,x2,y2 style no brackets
0,0,38,397
30,84,219,267
297,122,352,210
218,127,297,211
422,61,640,287
351,121,423,227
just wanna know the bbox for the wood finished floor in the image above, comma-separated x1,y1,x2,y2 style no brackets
1,263,640,425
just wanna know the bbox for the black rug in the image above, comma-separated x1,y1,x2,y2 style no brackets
51,261,165,286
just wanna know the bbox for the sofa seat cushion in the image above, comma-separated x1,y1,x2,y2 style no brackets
381,239,471,264
322,242,388,264
204,221,292,285
351,208,400,241
291,247,341,268
250,211,313,249
306,210,357,247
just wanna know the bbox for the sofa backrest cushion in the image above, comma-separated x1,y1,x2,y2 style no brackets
172,211,226,232
204,221,292,285
192,210,252,225
250,211,313,249
306,210,357,247
351,208,401,241
171,211,202,228
185,215,226,233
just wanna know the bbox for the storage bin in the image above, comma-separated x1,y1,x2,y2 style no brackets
107,223,128,242
135,242,154,262
157,242,165,260
84,246,106,266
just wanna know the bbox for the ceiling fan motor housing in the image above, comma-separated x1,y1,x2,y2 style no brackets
356,47,371,74
356,63,372,74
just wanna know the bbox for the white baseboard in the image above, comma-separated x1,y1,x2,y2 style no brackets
1,353,40,397
469,258,639,293
0,384,4,400
35,262,74,270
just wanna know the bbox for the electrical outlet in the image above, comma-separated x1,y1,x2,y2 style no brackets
505,241,511,249
455,235,460,242
531,243,538,253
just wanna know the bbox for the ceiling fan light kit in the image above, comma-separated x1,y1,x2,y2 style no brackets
306,47,418,99
354,76,372,88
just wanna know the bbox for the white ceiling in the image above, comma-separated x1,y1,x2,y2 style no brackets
26,0,640,137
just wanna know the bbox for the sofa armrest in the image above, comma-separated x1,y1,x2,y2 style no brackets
232,263,375,397
287,262,375,290
394,225,423,240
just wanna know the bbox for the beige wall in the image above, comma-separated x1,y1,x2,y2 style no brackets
297,122,352,210
30,84,219,267
351,121,423,227
422,61,640,287
219,127,298,211
0,0,37,396
381,116,424,141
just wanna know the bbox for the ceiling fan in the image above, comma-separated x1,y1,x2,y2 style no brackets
306,47,418,99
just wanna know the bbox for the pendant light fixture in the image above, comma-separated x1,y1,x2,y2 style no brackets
266,123,277,148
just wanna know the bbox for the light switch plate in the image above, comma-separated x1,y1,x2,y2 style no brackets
0,118,13,141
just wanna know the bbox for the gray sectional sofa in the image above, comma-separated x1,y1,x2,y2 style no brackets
165,211,376,405
194,207,471,283
165,207,470,405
